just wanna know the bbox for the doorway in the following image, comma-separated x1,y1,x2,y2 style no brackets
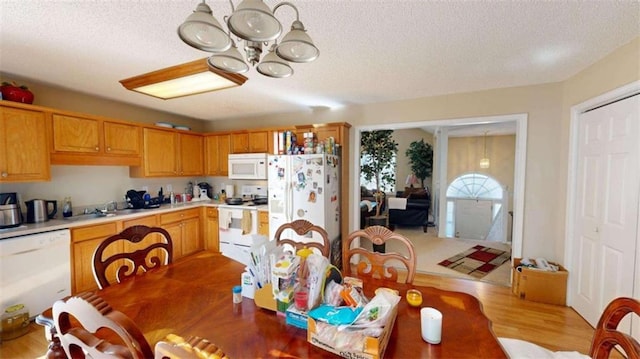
351,113,528,265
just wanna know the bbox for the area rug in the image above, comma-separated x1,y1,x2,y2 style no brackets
438,245,511,279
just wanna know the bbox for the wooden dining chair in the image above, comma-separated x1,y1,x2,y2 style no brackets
499,297,640,359
274,219,331,257
155,333,228,359
52,291,154,359
93,225,173,290
589,297,640,359
345,225,417,284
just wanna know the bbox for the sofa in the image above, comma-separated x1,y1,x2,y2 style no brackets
388,187,431,232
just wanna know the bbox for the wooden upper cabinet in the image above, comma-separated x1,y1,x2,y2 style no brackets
231,133,249,153
179,132,204,176
103,121,140,155
205,133,230,176
249,131,269,152
52,114,101,153
231,130,269,153
131,128,203,177
51,113,141,165
0,105,50,182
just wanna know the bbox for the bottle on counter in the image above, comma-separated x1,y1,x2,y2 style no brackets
62,197,73,218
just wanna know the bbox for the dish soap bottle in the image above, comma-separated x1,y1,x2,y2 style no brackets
62,197,73,218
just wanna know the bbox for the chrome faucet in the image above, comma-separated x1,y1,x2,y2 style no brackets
103,201,118,212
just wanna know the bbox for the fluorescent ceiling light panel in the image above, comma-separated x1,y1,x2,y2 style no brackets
119,58,247,99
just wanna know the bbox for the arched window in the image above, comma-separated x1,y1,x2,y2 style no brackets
445,173,507,241
446,173,503,199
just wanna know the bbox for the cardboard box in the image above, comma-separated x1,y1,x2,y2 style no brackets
307,305,397,359
285,305,308,330
512,258,568,306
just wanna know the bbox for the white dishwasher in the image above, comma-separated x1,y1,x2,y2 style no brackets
0,229,71,319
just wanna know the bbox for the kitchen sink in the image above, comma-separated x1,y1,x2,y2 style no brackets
62,212,115,222
114,208,144,215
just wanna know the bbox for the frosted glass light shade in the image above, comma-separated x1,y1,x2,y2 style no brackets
480,158,490,169
276,20,319,63
208,41,250,74
178,2,231,52
257,46,293,78
228,0,281,42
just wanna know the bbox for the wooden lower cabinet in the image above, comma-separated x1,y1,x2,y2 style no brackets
203,207,219,252
71,222,119,293
258,210,269,237
160,208,202,260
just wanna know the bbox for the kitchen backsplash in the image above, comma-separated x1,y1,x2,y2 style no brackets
0,165,236,213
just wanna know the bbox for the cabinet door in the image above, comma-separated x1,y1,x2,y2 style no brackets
206,134,230,176
249,131,269,152
218,134,230,176
163,221,184,259
144,128,178,176
181,216,202,257
0,106,50,181
52,114,101,153
231,133,249,153
104,121,141,156
71,222,119,293
203,207,219,252
179,133,204,176
205,135,220,176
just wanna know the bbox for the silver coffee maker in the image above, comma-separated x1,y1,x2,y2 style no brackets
0,192,23,228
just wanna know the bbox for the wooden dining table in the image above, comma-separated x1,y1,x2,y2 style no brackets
45,250,507,358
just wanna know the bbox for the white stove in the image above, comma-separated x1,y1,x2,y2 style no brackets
218,185,268,265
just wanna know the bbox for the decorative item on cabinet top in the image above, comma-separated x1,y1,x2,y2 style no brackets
1,81,34,104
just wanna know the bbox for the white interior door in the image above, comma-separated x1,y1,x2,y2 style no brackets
454,199,492,240
571,94,639,329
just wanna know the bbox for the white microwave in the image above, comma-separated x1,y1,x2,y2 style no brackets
228,153,268,180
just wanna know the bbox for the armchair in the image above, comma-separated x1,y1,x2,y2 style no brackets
388,187,431,232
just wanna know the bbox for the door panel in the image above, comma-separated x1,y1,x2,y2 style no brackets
455,199,492,240
571,94,639,329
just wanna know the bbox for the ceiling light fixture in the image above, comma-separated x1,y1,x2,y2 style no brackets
178,0,319,78
119,58,247,99
480,131,491,169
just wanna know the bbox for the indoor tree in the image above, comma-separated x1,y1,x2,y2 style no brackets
360,130,398,216
406,139,433,188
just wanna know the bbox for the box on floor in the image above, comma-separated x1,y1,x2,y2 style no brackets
512,258,568,306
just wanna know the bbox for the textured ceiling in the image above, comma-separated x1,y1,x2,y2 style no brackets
1,1,639,123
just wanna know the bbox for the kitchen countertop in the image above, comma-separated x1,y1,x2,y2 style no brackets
0,201,268,239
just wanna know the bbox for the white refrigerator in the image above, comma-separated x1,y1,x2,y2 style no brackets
267,154,340,262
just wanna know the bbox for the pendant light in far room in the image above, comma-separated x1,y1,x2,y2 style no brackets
479,131,490,169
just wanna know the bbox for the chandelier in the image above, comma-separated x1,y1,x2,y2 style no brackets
178,0,319,79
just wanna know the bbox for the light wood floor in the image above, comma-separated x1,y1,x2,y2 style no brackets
0,271,605,359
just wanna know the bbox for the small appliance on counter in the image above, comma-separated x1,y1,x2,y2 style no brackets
25,199,57,223
0,192,23,228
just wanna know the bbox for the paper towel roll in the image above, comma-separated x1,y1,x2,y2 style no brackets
421,307,442,344
225,185,235,198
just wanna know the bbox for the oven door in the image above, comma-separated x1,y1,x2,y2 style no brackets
218,207,259,265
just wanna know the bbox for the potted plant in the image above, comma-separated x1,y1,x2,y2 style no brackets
405,139,433,188
360,130,398,217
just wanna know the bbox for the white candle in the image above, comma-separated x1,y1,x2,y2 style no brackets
421,307,442,344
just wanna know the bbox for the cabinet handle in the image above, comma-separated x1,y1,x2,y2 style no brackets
1,172,7,178
106,147,111,152
95,146,100,151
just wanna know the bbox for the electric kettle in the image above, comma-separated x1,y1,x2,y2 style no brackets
25,199,57,223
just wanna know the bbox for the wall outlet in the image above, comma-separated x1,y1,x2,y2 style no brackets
167,184,173,192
